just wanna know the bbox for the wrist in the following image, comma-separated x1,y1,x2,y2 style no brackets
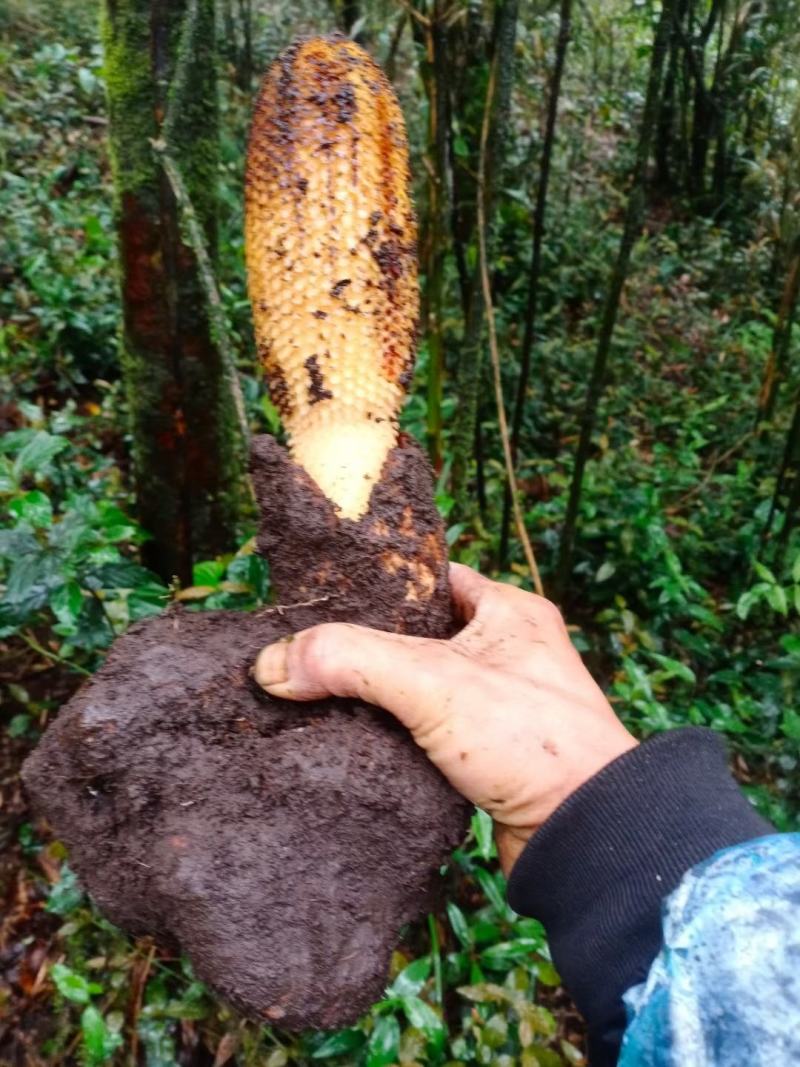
495,727,639,877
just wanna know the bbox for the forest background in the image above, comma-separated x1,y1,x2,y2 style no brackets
2,0,800,1063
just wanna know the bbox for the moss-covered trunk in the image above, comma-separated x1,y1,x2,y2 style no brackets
102,0,243,584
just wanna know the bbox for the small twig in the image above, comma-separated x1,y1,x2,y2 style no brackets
127,940,156,1066
428,913,443,1005
395,0,430,29
254,595,334,617
476,62,545,597
20,631,92,677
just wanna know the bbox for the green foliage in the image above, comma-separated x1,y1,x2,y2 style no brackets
0,22,117,397
0,401,168,669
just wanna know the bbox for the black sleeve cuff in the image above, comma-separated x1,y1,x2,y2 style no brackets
506,727,772,1066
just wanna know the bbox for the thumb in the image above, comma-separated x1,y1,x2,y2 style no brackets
253,623,458,733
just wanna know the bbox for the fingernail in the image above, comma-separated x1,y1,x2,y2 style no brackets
254,639,290,691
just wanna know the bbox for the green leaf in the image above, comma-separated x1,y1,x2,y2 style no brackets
736,588,762,620
526,1048,565,1066
474,866,508,915
50,581,83,627
260,395,283,434
767,583,788,615
0,526,39,559
479,938,544,969
128,581,170,621
7,714,31,738
47,865,84,915
389,955,431,997
401,995,445,1042
310,1028,366,1058
457,982,510,1005
12,431,68,477
5,551,58,608
71,597,114,650
792,554,800,585
81,1005,123,1066
9,489,52,527
781,707,800,742
479,1011,508,1048
596,561,616,582
446,900,472,949
366,1014,400,1067
752,560,776,584
87,560,157,590
51,962,93,1004
103,523,140,542
192,560,226,587
471,807,495,860
650,653,696,684
534,958,560,986
453,135,469,158
77,66,96,94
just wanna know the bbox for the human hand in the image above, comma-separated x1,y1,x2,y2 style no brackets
253,563,637,874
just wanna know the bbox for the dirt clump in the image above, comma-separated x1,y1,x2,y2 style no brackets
23,436,469,1029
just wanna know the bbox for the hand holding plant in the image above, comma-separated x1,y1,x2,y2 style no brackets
256,563,637,873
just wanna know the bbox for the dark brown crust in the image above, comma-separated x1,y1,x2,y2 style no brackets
23,436,469,1030
251,433,454,637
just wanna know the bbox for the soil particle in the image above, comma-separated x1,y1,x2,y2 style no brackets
23,435,469,1031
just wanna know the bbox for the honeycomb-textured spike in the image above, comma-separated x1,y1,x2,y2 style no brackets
245,34,419,519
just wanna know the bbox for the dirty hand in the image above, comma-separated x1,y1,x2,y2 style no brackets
253,563,636,874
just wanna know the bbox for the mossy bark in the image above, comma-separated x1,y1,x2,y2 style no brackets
102,0,243,584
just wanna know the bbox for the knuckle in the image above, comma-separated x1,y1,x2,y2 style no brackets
530,594,564,628
296,624,347,679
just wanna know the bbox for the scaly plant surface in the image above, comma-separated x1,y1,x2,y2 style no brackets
246,34,418,519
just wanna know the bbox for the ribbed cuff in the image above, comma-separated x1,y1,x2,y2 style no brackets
507,727,772,1066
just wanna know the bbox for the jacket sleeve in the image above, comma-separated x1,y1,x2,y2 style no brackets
618,831,800,1066
506,727,774,1066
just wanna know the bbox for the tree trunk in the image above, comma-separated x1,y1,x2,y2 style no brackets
235,0,253,90
103,0,244,584
761,386,800,552
416,1,451,471
450,0,519,513
447,2,490,320
757,241,800,423
555,0,676,600
499,0,572,564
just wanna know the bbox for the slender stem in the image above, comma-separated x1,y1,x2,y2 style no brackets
427,913,443,1005
21,631,93,677
477,58,544,597
555,0,676,600
762,389,800,551
450,0,519,512
500,0,572,563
